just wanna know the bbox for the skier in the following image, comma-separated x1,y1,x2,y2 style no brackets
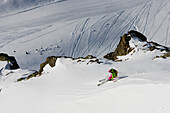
108,68,118,81
98,68,118,86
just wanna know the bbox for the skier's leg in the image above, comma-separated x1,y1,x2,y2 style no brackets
98,79,109,86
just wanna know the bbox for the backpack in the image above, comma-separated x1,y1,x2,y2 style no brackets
110,69,118,74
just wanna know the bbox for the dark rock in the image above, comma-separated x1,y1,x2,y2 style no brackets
104,33,134,61
87,59,100,65
0,53,20,69
104,52,117,61
26,52,30,55
84,55,96,59
144,41,170,53
0,53,9,61
149,46,156,51
17,71,39,82
17,77,26,82
163,52,170,58
8,56,20,69
128,30,147,42
39,56,57,75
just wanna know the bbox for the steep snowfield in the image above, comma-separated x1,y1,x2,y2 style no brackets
0,0,170,113
0,0,169,69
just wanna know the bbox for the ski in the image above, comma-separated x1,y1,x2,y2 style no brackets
97,78,118,86
97,79,109,86
99,78,106,82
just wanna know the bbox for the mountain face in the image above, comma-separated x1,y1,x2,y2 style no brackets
0,1,170,113
0,0,169,70
5,30,170,82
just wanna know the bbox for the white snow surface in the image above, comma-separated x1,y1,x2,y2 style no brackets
0,56,170,113
0,0,169,69
0,0,170,113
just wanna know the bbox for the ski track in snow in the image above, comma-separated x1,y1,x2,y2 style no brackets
0,0,67,18
0,0,169,69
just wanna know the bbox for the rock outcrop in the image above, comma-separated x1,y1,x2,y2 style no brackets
145,42,170,60
18,56,57,81
104,33,133,61
39,56,57,75
17,55,100,81
104,30,170,61
144,41,170,52
0,53,20,69
153,52,170,60
128,30,147,42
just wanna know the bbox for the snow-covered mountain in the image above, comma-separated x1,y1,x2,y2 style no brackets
0,0,170,113
0,0,169,69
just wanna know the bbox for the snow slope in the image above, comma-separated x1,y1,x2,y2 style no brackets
0,0,170,113
0,0,169,69
0,0,57,14
0,55,170,113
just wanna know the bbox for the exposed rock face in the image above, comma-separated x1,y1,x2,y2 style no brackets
0,53,9,61
18,56,57,81
104,33,134,61
39,56,57,75
144,41,170,52
153,52,170,60
104,30,170,61
164,53,170,57
0,53,20,69
114,34,132,56
144,41,170,60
